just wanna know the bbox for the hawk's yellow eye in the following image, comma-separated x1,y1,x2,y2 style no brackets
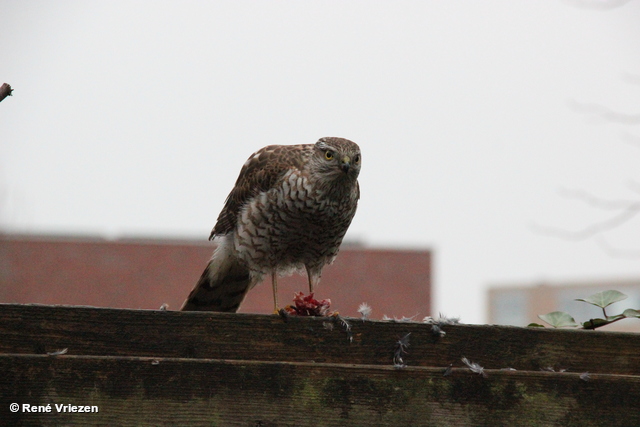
324,150,334,160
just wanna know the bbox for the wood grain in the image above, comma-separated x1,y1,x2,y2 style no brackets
2,354,639,426
1,303,639,375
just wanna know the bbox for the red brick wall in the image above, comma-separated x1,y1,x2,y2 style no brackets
0,235,431,319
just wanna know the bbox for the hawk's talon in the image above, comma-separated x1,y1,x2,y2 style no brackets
278,308,290,322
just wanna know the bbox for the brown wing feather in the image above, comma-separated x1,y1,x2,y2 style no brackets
210,144,309,239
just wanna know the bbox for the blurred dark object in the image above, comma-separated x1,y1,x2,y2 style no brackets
0,83,13,102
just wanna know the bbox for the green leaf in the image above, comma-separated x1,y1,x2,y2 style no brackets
576,290,627,309
538,311,579,328
527,323,545,328
623,308,640,318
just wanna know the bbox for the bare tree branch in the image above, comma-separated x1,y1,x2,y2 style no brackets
533,187,640,241
534,186,640,254
551,61,640,256
558,187,639,210
568,99,640,125
0,83,12,103
531,203,640,241
596,236,640,259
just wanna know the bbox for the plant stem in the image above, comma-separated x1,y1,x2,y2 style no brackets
582,314,625,330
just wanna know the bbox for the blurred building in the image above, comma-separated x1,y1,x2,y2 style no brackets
0,234,431,319
488,279,640,332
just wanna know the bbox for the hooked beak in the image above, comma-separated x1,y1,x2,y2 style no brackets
340,156,351,173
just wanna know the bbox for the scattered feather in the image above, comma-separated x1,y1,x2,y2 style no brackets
423,313,461,337
322,321,334,331
540,367,566,373
151,359,160,365
580,372,591,382
332,313,353,343
47,348,68,356
357,302,372,320
393,333,411,368
382,314,418,322
501,367,517,371
461,357,487,378
430,324,446,337
159,303,169,311
443,364,453,376
423,313,461,325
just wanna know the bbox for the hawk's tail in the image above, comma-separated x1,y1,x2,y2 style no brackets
180,239,254,312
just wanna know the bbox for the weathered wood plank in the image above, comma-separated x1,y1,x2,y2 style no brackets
1,354,638,427
1,303,639,375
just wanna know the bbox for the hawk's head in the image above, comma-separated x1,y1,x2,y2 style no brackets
312,137,361,182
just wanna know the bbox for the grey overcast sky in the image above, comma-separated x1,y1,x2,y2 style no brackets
2,1,640,323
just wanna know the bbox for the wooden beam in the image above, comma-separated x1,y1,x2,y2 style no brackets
1,303,639,375
1,354,639,426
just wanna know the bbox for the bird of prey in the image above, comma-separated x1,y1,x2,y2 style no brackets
181,137,361,312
